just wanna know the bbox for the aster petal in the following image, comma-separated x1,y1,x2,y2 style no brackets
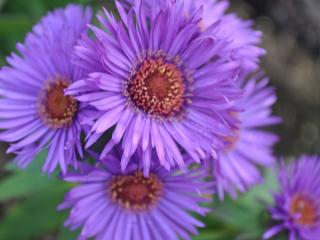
263,225,285,239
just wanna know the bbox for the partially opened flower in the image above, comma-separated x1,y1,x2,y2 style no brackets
0,5,92,173
67,0,241,174
213,75,281,199
125,0,265,72
58,149,214,240
264,156,320,240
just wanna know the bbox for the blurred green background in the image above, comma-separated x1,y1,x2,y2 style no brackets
0,0,320,239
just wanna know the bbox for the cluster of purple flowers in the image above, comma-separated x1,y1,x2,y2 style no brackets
0,0,318,239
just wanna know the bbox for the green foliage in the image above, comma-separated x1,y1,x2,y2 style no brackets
0,154,72,240
197,170,279,240
0,0,106,65
0,184,68,240
0,153,56,201
57,227,80,240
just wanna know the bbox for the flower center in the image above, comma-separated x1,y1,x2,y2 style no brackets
110,171,163,211
39,78,78,128
290,194,317,226
128,58,185,117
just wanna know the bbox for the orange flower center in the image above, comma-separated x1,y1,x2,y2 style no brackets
128,58,185,117
110,171,163,211
290,194,317,226
39,78,77,128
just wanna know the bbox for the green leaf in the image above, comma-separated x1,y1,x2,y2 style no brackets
193,230,233,240
0,183,69,240
204,169,278,239
238,169,278,207
0,151,73,240
0,15,33,35
57,227,80,240
0,172,61,202
0,0,6,10
0,152,59,202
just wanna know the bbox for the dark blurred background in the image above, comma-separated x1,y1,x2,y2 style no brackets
0,0,319,239
230,0,320,157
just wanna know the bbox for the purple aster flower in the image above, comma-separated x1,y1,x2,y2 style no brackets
125,0,265,72
264,156,320,240
67,1,242,174
0,5,92,173
187,0,265,72
58,149,214,240
212,74,281,199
